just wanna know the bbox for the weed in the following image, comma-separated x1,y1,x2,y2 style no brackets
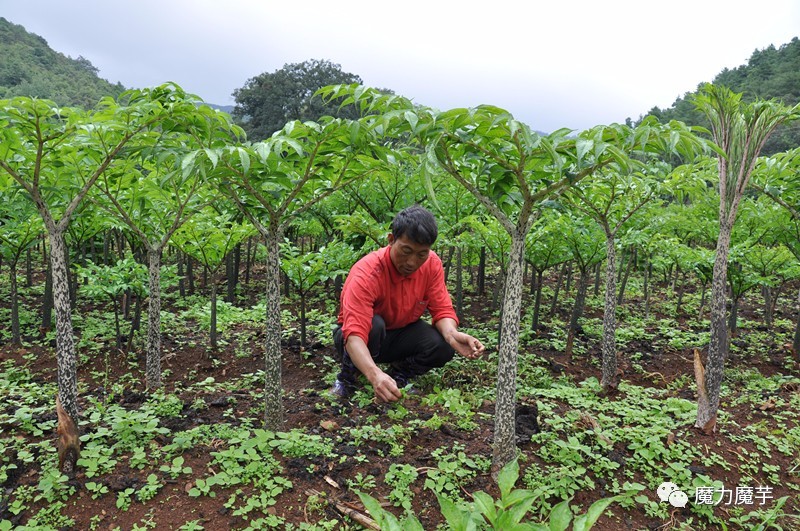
85,481,110,499
160,455,193,478
136,473,163,502
347,422,411,458
423,444,490,502
269,429,334,458
346,472,377,491
36,468,75,502
178,520,205,531
384,463,419,510
116,487,136,510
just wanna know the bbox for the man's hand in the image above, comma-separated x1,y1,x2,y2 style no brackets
346,335,403,403
448,330,485,360
370,371,403,403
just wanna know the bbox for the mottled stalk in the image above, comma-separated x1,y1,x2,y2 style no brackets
492,231,526,475
600,236,619,390
264,227,284,429
696,221,732,430
146,249,162,389
50,231,79,421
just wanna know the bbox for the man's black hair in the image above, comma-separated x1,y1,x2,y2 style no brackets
391,205,438,245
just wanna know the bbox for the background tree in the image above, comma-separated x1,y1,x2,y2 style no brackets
173,207,254,350
91,102,241,388
65,203,113,306
341,160,424,225
753,147,800,353
463,215,511,312
232,59,364,140
563,165,665,391
556,212,607,359
0,185,43,344
74,255,148,351
733,197,796,329
199,116,381,429
524,212,569,333
280,240,347,347
0,85,209,420
691,83,799,434
430,179,481,318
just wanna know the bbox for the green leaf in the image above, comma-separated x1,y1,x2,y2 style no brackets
496,511,537,530
357,491,391,526
203,148,219,168
572,496,621,531
506,491,537,524
402,515,425,531
283,137,304,156
349,120,362,145
472,491,497,523
405,111,419,133
254,141,271,161
237,148,250,174
499,489,537,510
382,511,403,530
548,499,573,531
181,150,199,174
436,493,471,531
576,138,593,165
421,160,440,210
497,458,520,498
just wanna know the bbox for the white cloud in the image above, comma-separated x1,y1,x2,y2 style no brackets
3,0,798,131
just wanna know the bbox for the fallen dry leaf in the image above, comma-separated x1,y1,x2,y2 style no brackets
320,420,339,431
758,399,776,411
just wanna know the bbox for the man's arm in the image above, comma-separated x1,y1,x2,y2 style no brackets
345,334,403,402
435,317,485,360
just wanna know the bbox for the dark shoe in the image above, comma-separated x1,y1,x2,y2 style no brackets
329,379,355,399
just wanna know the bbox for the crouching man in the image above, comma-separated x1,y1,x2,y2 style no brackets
331,205,485,402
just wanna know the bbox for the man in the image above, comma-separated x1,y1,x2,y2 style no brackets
331,205,485,402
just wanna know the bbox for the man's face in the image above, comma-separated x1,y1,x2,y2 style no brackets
388,234,431,276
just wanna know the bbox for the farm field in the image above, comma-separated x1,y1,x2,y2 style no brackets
1,262,799,530
1,18,800,531
2,76,800,531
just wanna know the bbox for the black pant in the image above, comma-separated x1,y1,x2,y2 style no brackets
333,315,454,385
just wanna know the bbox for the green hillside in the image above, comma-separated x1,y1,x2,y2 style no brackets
642,37,800,153
0,17,125,108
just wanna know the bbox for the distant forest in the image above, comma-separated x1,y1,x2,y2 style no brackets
1,15,798,150
641,37,800,154
0,18,125,108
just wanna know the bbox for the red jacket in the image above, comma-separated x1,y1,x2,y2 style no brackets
338,246,458,343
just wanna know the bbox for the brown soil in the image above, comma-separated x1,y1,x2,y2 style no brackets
1,275,799,530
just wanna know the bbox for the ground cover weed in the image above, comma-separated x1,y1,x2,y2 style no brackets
346,421,412,458
422,443,490,503
359,458,627,530
269,429,335,459
383,463,419,511
421,387,481,431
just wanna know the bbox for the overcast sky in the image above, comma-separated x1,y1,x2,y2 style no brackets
3,0,798,133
